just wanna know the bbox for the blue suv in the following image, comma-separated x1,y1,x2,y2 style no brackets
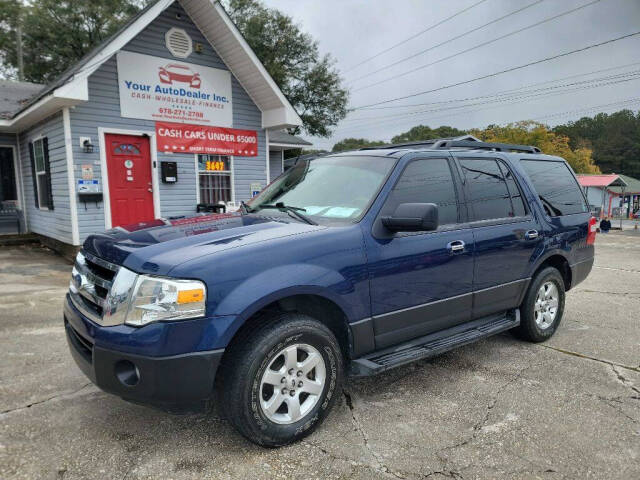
65,139,596,446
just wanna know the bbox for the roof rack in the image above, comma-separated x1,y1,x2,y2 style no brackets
359,138,541,154
433,140,541,154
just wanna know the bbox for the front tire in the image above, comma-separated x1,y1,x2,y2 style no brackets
515,267,565,342
220,312,343,447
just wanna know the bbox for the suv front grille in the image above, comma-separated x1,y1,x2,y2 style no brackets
70,251,120,324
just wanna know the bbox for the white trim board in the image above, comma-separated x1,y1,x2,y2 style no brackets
98,127,161,230
62,108,80,245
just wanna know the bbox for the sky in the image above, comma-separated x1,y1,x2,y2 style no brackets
262,0,640,150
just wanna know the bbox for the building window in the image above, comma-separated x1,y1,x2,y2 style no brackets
29,137,53,210
197,155,232,204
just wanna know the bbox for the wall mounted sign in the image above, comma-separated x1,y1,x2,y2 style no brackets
117,51,232,127
77,179,101,193
81,164,93,180
250,182,262,197
156,121,258,156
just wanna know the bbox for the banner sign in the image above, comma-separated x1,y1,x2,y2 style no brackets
117,51,232,126
156,121,258,156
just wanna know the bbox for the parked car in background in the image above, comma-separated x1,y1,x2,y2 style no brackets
65,139,595,447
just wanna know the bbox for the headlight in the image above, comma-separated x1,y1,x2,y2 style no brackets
124,275,206,327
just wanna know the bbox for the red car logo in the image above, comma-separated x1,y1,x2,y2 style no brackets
158,64,201,88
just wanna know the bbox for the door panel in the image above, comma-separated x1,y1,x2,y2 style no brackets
368,229,475,348
365,156,474,349
455,154,541,318
471,222,539,317
105,134,154,228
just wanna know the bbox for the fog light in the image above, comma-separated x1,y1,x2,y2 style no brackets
115,360,140,387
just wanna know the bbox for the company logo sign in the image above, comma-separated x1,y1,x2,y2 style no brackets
117,51,232,126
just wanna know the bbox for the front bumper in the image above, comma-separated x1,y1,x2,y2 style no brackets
64,295,224,413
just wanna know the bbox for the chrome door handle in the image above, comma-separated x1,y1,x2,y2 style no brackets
447,240,465,253
148,188,153,193
525,230,539,240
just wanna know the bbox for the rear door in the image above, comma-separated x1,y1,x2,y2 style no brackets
454,154,542,319
365,155,475,349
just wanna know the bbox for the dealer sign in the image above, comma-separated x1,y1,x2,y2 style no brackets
156,121,258,156
117,51,232,127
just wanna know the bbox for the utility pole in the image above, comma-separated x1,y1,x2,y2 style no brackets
16,11,24,81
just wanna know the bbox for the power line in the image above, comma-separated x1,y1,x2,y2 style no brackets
341,0,490,74
342,70,640,124
336,81,640,135
357,60,640,110
350,30,640,110
346,0,545,84
333,97,640,139
352,0,602,92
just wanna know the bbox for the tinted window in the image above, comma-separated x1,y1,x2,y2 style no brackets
521,160,587,216
383,158,459,226
499,162,527,217
460,159,515,220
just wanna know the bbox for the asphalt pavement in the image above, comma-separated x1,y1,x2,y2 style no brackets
0,235,638,479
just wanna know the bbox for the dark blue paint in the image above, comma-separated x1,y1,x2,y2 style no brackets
72,149,594,358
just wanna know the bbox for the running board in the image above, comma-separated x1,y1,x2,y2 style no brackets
350,310,519,376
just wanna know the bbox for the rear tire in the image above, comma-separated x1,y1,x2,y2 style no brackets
515,267,565,342
220,312,343,447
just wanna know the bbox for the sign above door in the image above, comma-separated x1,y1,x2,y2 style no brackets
117,51,233,127
156,121,257,156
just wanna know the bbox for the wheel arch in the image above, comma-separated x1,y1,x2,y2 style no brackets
530,252,572,291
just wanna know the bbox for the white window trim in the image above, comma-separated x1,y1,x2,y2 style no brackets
31,137,50,211
195,154,235,205
98,127,161,230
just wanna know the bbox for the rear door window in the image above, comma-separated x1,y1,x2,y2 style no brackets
520,160,588,216
459,158,522,221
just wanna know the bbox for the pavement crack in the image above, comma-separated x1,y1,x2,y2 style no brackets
343,388,406,479
0,383,93,417
539,345,639,373
611,364,640,395
423,469,464,479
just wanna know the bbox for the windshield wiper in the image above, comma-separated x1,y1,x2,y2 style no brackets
257,202,317,225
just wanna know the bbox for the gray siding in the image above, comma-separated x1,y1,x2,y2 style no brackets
18,112,73,243
269,150,283,182
69,1,266,241
0,133,17,146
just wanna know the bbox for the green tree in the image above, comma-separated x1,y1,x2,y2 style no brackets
554,110,640,177
470,121,600,174
390,125,466,144
225,0,348,137
0,0,147,84
331,138,385,152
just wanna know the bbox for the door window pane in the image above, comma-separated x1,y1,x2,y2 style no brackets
499,162,526,217
460,159,513,221
520,160,587,216
384,158,459,226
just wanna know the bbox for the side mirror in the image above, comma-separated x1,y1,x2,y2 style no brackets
381,203,438,232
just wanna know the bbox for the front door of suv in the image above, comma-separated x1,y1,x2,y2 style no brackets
454,154,542,319
365,156,475,349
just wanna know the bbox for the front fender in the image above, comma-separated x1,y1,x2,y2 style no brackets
210,263,359,348
215,263,355,319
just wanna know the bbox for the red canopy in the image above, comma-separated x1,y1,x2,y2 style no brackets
576,174,623,188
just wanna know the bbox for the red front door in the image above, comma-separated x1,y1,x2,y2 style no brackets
105,134,155,228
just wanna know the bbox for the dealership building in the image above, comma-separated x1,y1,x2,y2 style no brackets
0,0,311,247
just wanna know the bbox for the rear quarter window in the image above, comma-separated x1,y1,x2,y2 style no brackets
520,159,588,216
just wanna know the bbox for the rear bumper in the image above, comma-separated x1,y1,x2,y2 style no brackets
64,296,224,413
570,257,594,289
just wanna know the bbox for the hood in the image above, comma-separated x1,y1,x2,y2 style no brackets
82,212,325,276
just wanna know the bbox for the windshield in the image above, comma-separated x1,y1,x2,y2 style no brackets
247,155,395,224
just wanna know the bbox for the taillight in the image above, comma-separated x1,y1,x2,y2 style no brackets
586,216,597,245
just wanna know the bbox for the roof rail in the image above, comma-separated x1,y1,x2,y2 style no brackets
433,140,541,154
360,140,438,150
